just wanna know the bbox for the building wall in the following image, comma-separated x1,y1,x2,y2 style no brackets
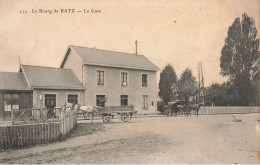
62,48,83,83
83,65,158,114
33,89,85,109
0,91,32,121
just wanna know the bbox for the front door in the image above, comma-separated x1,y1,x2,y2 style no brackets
45,94,56,118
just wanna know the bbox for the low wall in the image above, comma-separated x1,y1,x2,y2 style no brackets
199,106,260,115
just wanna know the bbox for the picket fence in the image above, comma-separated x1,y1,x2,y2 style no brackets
60,110,77,135
199,106,260,115
0,110,77,149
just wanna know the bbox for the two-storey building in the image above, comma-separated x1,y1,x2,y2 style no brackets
60,45,159,114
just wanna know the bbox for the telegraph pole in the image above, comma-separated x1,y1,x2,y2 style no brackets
198,62,201,102
200,63,205,105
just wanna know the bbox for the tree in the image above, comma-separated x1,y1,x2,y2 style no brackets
205,82,230,106
220,13,259,105
159,64,177,104
220,13,259,78
177,68,197,105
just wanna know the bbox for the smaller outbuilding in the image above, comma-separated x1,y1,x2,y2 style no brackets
0,65,85,121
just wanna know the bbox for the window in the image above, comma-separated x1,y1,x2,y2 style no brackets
142,95,148,109
142,74,147,87
97,70,104,86
121,72,128,86
96,95,106,107
4,93,19,111
68,95,78,104
121,95,128,106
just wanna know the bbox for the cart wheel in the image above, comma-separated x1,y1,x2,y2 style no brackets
83,113,91,120
184,111,189,117
102,116,111,123
172,112,178,117
179,110,184,117
165,109,171,117
121,113,130,122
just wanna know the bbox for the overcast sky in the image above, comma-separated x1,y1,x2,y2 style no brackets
0,0,259,86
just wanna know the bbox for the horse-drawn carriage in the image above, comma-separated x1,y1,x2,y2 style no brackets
164,100,202,117
165,100,189,117
77,105,137,123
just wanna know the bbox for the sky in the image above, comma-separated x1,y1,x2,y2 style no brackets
0,0,259,86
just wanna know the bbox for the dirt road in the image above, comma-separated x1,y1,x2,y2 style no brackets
0,113,259,164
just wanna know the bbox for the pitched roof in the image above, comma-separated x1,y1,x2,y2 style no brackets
21,65,85,90
0,72,31,91
61,45,159,71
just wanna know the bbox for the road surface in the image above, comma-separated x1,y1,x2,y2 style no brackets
0,113,259,164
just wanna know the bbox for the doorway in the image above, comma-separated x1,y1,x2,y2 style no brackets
45,94,56,118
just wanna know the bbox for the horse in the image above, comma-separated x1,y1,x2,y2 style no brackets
79,105,100,120
187,103,204,117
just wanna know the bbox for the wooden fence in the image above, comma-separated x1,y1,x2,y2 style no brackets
60,110,77,135
199,106,260,115
0,110,77,149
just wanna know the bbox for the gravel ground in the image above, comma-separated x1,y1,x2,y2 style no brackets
0,113,259,164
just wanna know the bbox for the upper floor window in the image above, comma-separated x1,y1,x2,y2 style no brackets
68,94,78,104
142,74,147,87
97,70,104,86
121,72,128,86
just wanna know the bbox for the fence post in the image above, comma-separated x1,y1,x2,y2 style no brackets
60,111,64,135
11,109,14,126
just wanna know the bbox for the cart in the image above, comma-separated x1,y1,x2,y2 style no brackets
78,105,137,123
99,105,137,123
165,100,190,117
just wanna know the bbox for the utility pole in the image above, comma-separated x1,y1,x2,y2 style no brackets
198,62,201,103
200,63,205,105
197,62,205,105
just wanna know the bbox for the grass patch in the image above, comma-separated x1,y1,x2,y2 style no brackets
66,123,105,139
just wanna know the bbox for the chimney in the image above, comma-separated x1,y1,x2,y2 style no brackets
135,40,138,55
